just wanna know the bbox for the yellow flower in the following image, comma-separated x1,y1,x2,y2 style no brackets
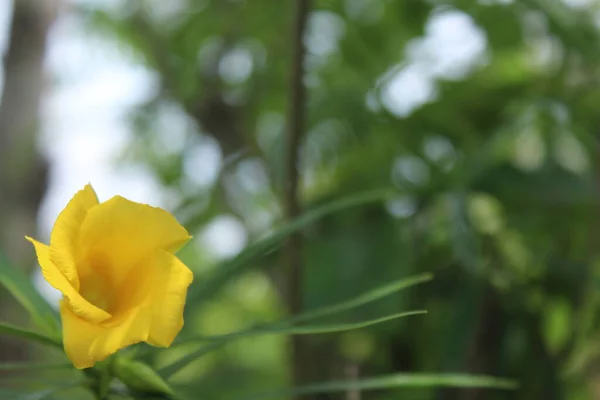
26,184,193,369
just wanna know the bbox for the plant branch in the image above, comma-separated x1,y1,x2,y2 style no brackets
283,0,311,397
284,0,310,319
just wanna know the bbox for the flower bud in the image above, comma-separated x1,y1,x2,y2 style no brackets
113,357,174,396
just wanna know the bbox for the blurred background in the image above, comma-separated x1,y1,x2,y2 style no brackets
2,0,600,399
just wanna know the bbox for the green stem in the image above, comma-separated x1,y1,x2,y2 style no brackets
84,357,115,400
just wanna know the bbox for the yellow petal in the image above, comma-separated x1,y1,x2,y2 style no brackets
60,300,152,369
26,237,111,324
49,184,99,289
78,196,191,287
146,250,194,347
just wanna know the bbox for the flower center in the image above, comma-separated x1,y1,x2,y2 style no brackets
79,273,115,314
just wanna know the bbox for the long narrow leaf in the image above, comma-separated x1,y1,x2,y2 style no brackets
0,361,71,372
0,390,23,398
159,273,433,379
285,273,432,325
162,310,426,378
258,310,426,335
159,341,226,379
180,273,432,344
186,310,426,342
181,273,432,343
187,189,394,304
160,274,432,379
235,373,518,400
0,252,59,335
13,381,85,400
160,310,426,379
0,322,61,348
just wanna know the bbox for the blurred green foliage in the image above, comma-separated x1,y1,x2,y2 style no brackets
6,0,600,398
73,0,600,399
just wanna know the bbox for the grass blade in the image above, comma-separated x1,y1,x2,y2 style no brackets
0,252,59,335
0,322,62,348
235,373,518,400
187,189,394,304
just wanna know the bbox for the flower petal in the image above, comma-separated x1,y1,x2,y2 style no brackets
26,237,111,324
78,196,191,287
146,250,194,347
60,300,152,369
49,184,99,289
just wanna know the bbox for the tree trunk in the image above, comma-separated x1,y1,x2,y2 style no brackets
0,0,57,363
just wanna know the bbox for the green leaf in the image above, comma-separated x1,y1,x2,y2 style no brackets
113,357,175,396
158,341,230,380
160,274,432,379
542,297,572,355
190,272,433,344
0,361,71,372
449,192,480,271
180,273,432,343
187,310,427,342
257,310,427,334
11,381,84,400
0,252,59,335
0,390,24,397
187,189,394,304
0,322,62,348
160,311,424,380
235,373,518,400
283,273,432,325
